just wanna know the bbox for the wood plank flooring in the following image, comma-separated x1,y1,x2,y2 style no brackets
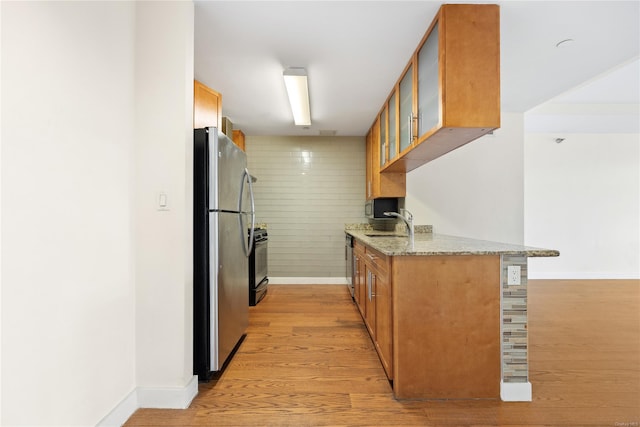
125,280,640,426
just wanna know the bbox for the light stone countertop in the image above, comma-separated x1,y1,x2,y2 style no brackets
346,228,559,257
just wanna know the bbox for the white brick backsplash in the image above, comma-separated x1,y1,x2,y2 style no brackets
246,136,366,278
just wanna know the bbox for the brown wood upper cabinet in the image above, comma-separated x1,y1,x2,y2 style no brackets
366,117,406,200
378,4,500,173
194,81,246,152
232,129,246,152
193,80,222,129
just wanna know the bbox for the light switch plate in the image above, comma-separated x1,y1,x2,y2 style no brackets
157,192,169,211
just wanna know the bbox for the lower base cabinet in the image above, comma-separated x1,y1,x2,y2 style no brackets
353,240,501,400
356,244,393,380
373,267,392,378
353,242,366,317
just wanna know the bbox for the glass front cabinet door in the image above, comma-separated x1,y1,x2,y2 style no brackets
417,22,440,138
398,64,414,154
387,91,397,163
379,107,387,168
374,4,500,175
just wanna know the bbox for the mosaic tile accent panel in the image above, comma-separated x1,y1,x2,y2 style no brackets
501,255,529,383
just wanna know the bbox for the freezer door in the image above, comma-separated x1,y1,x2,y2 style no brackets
208,128,247,212
209,211,249,371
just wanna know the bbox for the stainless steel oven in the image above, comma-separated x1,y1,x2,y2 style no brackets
249,228,268,306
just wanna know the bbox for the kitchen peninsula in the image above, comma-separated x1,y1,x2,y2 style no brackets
345,226,559,401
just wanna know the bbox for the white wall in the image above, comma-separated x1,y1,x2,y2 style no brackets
405,112,525,244
246,136,366,280
1,3,4,423
134,0,195,391
524,133,640,279
1,2,137,425
1,2,195,425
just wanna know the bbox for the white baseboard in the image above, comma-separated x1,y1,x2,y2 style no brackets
528,271,639,280
97,375,198,427
96,388,138,427
269,277,349,285
500,381,532,402
137,374,198,409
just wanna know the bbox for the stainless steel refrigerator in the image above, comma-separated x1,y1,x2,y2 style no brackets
193,127,255,380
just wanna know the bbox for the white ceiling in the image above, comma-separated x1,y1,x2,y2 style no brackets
194,1,640,136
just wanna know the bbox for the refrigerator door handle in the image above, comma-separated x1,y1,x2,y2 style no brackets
240,168,256,256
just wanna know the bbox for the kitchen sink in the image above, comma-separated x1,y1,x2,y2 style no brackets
364,233,406,238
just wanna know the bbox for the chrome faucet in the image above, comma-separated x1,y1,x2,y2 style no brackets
384,209,414,246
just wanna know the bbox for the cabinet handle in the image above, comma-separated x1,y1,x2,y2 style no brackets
370,272,376,299
366,271,369,300
408,114,419,145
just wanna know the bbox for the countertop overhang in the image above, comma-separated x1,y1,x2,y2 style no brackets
346,229,560,257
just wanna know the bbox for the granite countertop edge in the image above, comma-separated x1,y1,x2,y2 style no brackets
345,228,559,258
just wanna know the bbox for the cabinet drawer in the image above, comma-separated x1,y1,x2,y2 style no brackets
365,246,389,276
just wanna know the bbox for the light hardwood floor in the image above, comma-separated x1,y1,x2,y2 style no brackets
125,280,640,426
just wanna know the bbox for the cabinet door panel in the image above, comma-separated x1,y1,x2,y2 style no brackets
379,108,387,167
375,273,393,379
232,129,246,151
417,22,440,136
354,244,367,317
366,124,406,199
398,65,413,153
388,91,397,161
364,267,376,337
365,130,373,199
194,80,221,129
353,254,360,307
371,119,381,196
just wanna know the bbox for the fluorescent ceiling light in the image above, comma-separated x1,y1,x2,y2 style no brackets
283,67,311,126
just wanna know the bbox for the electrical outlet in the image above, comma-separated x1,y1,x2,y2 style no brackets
507,265,521,286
